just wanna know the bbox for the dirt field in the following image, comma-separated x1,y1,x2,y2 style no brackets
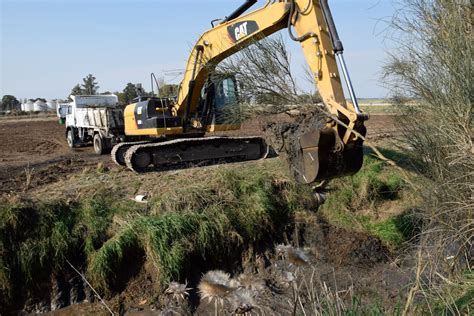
0,115,396,196
0,118,108,195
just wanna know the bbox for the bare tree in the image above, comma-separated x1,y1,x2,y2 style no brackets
214,34,321,123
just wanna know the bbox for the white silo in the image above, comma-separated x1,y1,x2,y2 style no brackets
25,100,35,112
33,100,47,111
46,100,57,111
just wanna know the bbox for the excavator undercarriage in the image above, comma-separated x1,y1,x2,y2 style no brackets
120,136,268,173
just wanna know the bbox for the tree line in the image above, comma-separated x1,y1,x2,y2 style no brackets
1,74,179,111
67,74,179,105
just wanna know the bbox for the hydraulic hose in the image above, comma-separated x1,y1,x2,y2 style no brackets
222,0,257,23
287,0,317,42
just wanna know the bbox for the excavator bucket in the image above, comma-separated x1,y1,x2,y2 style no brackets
295,126,366,184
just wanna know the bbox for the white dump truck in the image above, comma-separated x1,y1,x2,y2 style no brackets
65,95,125,154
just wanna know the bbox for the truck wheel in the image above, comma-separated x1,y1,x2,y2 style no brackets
67,129,76,148
93,134,105,155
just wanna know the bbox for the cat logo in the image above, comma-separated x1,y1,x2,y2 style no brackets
235,22,248,41
227,21,259,43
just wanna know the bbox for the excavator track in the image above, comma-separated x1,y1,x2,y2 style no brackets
124,136,269,173
111,140,152,166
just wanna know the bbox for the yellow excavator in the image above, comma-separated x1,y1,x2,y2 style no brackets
111,0,368,184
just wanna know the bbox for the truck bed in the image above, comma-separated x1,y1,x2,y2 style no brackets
73,107,124,133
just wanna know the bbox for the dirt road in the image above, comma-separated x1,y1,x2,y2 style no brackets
0,115,396,196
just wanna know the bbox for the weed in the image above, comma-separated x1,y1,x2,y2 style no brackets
87,226,139,293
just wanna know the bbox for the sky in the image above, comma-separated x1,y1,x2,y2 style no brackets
1,0,396,100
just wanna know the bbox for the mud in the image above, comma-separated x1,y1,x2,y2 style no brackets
260,110,327,183
0,115,395,195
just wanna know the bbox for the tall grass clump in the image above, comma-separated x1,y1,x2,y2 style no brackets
88,162,314,292
384,0,473,312
0,200,79,307
0,193,120,310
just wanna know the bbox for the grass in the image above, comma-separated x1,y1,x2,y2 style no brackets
0,160,314,307
320,153,419,249
114,164,310,286
360,105,396,114
0,151,427,311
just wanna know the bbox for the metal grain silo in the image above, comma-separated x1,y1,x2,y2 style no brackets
46,100,57,111
33,100,47,111
25,100,35,112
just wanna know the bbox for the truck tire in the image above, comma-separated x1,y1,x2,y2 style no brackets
93,134,105,155
67,129,76,148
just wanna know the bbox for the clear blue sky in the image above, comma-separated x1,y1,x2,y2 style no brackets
1,0,395,100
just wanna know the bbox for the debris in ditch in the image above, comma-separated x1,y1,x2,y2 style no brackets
198,270,237,303
134,194,149,203
165,282,191,302
275,244,310,267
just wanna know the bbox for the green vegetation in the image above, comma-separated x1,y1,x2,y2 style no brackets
383,1,472,313
1,95,20,111
0,162,313,306
360,105,395,114
321,154,417,249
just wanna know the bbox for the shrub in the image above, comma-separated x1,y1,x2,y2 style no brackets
384,0,473,311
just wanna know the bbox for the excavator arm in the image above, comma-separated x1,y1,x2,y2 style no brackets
175,0,368,183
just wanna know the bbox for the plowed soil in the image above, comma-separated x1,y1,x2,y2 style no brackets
0,115,396,195
0,118,109,195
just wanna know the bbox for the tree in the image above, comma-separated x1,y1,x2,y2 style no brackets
159,84,179,97
217,34,301,107
1,95,20,111
81,74,99,95
213,34,320,123
122,83,138,104
68,84,83,100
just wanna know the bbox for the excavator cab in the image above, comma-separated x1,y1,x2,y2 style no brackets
197,75,241,131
